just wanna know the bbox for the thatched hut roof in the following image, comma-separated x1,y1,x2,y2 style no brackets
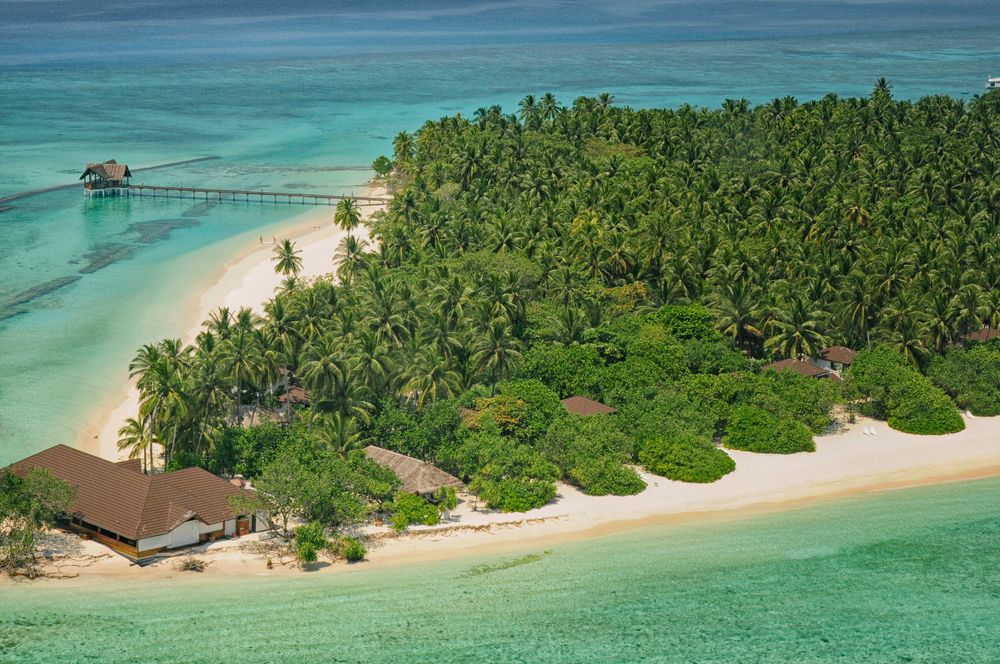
363,445,463,495
80,160,132,181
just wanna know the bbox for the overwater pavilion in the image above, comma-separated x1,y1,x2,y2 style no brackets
80,160,132,197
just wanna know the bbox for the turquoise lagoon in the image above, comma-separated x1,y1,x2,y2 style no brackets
4,477,1000,662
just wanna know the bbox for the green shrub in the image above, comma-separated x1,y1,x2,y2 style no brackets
540,415,642,495
847,346,964,435
497,379,566,444
439,429,559,512
568,457,646,496
928,343,1000,416
390,492,441,531
294,521,329,564
470,475,557,512
341,537,366,562
639,435,735,483
518,343,604,398
723,406,815,454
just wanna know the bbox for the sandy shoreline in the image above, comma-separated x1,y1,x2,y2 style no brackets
80,186,383,460
27,411,1000,585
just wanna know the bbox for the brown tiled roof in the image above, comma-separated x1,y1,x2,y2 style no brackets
764,358,830,378
115,458,143,474
364,445,463,495
79,160,132,182
819,346,858,365
10,445,245,540
561,396,616,416
961,327,1000,343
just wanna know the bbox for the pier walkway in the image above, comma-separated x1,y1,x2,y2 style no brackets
124,184,388,206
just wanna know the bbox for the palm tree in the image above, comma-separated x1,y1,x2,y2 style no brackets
403,349,461,408
334,198,362,234
472,318,523,389
764,299,830,360
117,417,152,474
272,239,303,277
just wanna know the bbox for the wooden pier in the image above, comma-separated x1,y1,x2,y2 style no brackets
80,160,389,207
126,184,388,206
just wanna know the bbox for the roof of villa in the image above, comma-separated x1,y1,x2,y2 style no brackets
79,160,132,181
961,327,1000,343
764,358,830,378
819,346,858,365
277,385,309,404
363,445,463,495
561,396,616,416
9,445,246,540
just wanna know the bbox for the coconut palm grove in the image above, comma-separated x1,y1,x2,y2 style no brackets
121,86,1000,529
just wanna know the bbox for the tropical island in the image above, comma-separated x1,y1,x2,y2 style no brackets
4,84,1000,579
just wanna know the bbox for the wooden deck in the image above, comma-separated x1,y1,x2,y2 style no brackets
126,184,388,206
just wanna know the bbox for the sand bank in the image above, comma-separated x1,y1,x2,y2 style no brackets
81,185,384,461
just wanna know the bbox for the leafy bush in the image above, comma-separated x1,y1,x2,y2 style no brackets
370,399,462,460
340,537,367,562
470,475,557,512
639,435,735,483
723,405,816,454
439,429,559,512
847,346,964,435
650,304,722,342
294,521,329,564
175,557,208,572
518,343,604,398
928,342,1000,416
497,380,566,444
568,457,646,496
433,486,459,512
391,492,441,531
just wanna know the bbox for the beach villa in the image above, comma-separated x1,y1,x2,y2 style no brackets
814,346,858,375
9,445,267,561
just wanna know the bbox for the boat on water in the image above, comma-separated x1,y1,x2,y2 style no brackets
988,76,1000,89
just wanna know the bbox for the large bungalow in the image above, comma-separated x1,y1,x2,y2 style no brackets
10,445,266,561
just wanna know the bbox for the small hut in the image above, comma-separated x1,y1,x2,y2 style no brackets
816,346,858,373
363,445,463,496
80,160,132,197
561,396,616,416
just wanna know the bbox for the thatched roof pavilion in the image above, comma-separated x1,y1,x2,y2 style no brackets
363,445,463,495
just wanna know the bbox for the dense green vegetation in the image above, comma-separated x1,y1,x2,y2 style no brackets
123,87,999,519
927,340,1000,416
846,346,965,435
723,406,817,454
